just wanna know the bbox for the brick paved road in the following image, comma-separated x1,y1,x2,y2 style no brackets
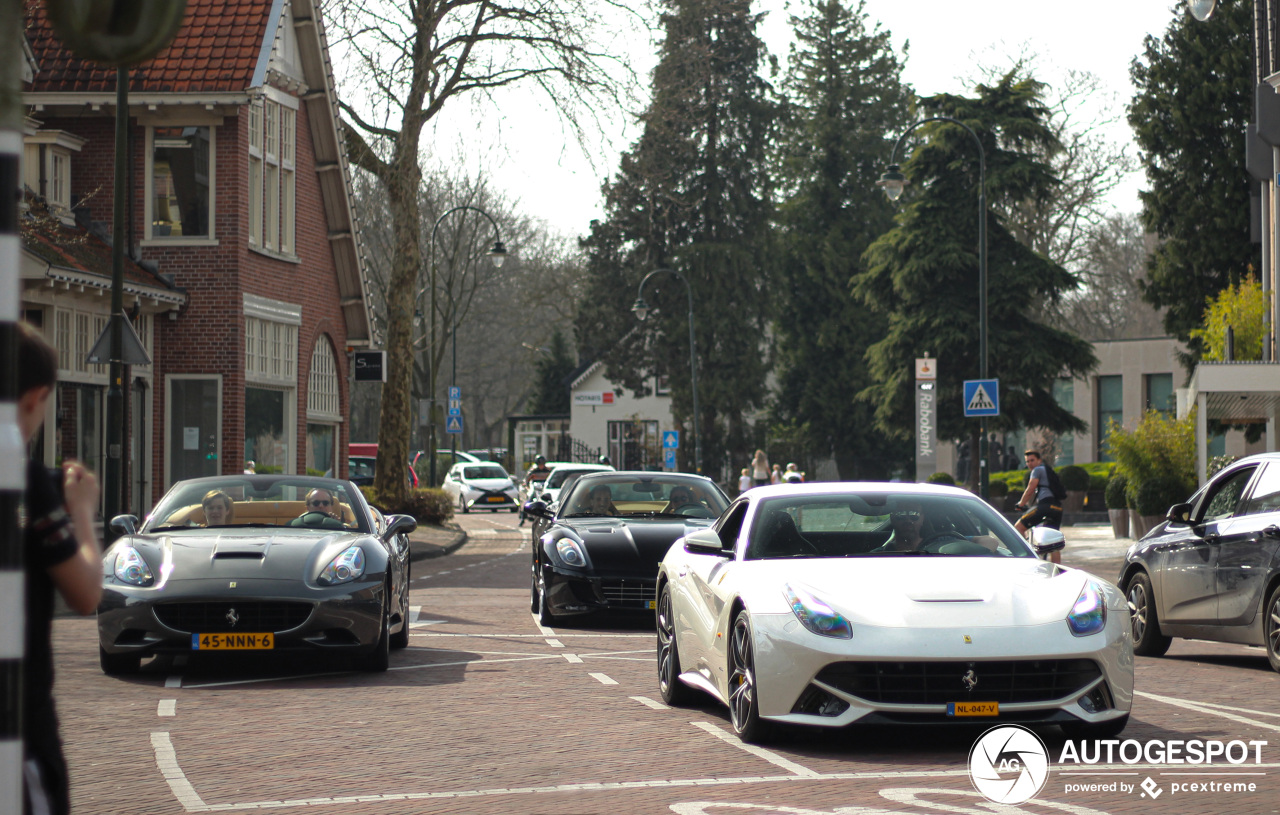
50,518,1280,814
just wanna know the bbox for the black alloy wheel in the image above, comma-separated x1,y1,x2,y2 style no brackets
657,584,693,705
358,585,391,672
99,646,141,676
727,610,772,743
1265,584,1280,673
1126,572,1171,657
530,561,541,613
390,562,410,650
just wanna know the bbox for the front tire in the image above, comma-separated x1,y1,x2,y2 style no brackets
358,588,391,672
99,646,141,676
1265,584,1280,673
728,610,772,743
537,571,558,627
657,584,694,705
390,564,410,650
1126,572,1171,656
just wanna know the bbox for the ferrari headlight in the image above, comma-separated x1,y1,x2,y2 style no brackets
113,546,154,586
318,546,366,586
783,583,852,639
554,538,587,568
1067,580,1107,636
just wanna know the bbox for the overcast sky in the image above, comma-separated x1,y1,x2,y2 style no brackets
415,0,1187,238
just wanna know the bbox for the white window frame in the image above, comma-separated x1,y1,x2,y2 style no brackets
142,117,220,246
249,91,300,260
307,337,342,422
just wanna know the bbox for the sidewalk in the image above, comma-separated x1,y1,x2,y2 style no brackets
406,522,468,561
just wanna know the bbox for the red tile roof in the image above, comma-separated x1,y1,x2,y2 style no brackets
26,0,273,94
22,201,179,295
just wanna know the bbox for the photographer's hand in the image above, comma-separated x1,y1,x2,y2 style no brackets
48,461,103,615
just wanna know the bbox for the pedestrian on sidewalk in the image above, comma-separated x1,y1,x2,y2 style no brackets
737,468,753,496
18,322,104,815
751,450,771,488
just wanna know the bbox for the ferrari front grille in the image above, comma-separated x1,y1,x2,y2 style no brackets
154,601,312,633
815,659,1103,705
599,579,655,605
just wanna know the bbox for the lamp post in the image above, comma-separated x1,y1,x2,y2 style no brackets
631,269,702,474
427,206,506,487
878,117,989,499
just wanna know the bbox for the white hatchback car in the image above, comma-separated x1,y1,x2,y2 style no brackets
443,462,521,513
537,463,616,506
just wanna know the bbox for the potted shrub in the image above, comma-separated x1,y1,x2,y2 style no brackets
1104,474,1129,539
926,471,956,486
1135,476,1188,537
1085,472,1108,511
986,478,1009,509
1058,464,1089,512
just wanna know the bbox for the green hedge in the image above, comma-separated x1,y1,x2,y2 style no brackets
360,486,454,525
987,479,1009,498
926,471,956,485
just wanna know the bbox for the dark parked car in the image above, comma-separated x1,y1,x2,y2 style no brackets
98,475,415,675
1119,453,1280,671
524,471,729,625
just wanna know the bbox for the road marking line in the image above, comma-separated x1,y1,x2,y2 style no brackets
165,676,182,689
589,672,618,686
531,614,555,635
691,721,820,778
150,732,208,811
583,655,656,662
409,620,448,627
157,700,176,717
1140,696,1280,720
409,605,421,622
1136,690,1280,733
416,632,652,638
545,639,565,648
630,695,669,710
563,654,584,663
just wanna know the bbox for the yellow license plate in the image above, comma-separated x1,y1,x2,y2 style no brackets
948,701,998,716
192,632,274,650
647,600,657,610
486,496,505,502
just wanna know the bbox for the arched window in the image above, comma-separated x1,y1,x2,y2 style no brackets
308,338,340,419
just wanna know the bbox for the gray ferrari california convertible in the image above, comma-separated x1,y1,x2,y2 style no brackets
98,475,415,675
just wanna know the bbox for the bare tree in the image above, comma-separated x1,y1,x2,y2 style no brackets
322,0,639,500
1055,212,1166,341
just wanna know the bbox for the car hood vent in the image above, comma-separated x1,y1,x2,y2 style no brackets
212,550,265,559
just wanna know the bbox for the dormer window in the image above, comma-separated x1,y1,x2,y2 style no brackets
23,128,86,219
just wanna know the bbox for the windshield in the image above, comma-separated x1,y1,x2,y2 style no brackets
463,465,509,480
744,492,1034,560
145,476,370,533
349,457,375,478
560,475,729,520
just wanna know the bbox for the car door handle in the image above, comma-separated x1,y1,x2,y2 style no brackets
1203,533,1220,545
1265,525,1280,539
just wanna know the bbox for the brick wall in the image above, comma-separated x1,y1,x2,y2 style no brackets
45,90,355,503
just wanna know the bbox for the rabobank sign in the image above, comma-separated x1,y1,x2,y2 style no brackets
915,358,937,482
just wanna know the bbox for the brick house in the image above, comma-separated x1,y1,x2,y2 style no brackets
21,0,373,515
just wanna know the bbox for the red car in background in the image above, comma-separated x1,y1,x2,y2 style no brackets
349,443,418,488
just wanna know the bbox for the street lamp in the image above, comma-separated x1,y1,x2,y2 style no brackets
1187,0,1217,20
427,206,506,486
632,269,702,474
878,117,989,499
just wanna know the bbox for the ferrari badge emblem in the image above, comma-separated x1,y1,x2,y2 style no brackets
962,669,978,691
229,581,237,588
226,608,240,628
963,634,972,644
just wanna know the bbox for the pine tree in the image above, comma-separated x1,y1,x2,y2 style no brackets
1129,0,1257,353
527,330,577,414
575,0,779,474
772,0,913,479
857,73,1096,475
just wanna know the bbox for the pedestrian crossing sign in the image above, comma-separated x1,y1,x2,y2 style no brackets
962,379,999,417
446,416,463,434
